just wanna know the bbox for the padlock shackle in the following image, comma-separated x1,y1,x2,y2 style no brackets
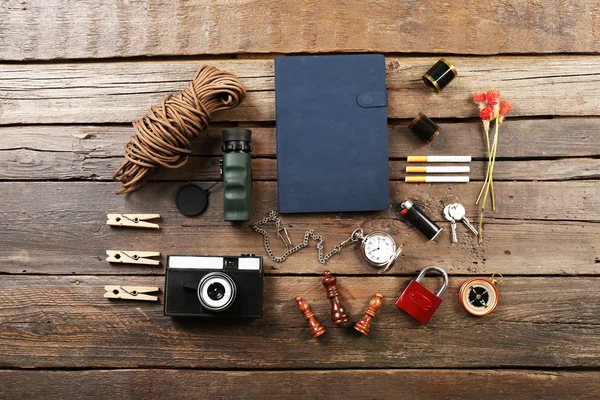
415,266,449,297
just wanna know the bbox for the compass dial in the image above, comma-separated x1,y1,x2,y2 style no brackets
459,278,499,316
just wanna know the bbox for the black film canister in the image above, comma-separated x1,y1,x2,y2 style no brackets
408,113,441,144
422,58,457,93
400,200,442,241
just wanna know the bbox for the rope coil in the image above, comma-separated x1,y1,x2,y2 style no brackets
113,65,246,194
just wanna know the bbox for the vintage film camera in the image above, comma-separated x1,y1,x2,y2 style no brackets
164,254,263,318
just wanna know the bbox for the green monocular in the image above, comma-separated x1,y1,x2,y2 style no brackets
221,128,253,222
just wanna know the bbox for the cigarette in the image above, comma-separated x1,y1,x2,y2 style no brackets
407,156,472,163
406,166,470,174
405,176,470,183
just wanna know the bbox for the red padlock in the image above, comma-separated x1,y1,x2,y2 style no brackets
395,266,448,325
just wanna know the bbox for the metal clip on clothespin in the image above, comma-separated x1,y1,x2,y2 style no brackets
106,214,160,229
106,251,161,266
104,286,159,301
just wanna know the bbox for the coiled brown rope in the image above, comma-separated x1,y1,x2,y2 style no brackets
113,65,246,194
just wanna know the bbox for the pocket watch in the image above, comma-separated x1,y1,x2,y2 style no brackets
251,211,403,272
360,231,403,272
459,274,502,317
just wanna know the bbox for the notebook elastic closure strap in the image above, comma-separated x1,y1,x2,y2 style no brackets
356,91,388,108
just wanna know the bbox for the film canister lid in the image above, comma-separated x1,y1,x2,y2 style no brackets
422,58,457,93
175,184,208,217
408,113,441,144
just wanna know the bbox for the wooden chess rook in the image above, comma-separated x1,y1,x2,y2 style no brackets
354,293,384,336
295,296,326,338
322,270,350,325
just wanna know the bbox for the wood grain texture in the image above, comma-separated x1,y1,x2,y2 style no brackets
0,275,598,369
3,151,600,182
4,119,600,158
2,120,600,181
2,181,597,223
1,369,599,400
2,56,600,124
1,0,600,392
2,217,598,276
2,1,599,60
1,182,599,276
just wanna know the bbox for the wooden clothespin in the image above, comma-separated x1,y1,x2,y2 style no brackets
106,214,160,229
106,250,161,266
104,286,159,301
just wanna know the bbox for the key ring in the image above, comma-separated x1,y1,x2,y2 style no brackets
442,194,460,207
351,228,364,241
491,273,504,285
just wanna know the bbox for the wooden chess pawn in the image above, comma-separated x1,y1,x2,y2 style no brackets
295,296,326,338
322,270,350,325
354,293,384,336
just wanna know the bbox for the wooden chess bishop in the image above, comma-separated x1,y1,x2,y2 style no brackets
322,270,350,325
295,296,326,338
354,293,384,336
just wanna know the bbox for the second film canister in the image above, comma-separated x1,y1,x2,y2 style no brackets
400,200,442,241
408,113,440,144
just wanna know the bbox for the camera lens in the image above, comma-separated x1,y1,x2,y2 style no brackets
207,282,225,301
197,272,237,312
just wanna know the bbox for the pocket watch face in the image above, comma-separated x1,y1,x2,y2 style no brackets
459,278,499,317
363,233,396,265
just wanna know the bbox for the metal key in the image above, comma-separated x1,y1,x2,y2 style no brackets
443,205,457,244
449,203,479,236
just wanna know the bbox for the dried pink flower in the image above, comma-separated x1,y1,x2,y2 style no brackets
480,107,493,121
473,92,487,103
499,100,513,117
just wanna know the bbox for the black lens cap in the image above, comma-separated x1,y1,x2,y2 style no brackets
175,184,208,217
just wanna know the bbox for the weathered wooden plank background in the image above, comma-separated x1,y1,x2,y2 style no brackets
2,57,600,123
2,0,600,59
1,1,599,399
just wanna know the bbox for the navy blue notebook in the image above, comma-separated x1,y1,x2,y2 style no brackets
275,54,390,213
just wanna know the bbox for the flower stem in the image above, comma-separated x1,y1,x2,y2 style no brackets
490,118,499,210
490,175,496,211
478,208,483,243
478,118,500,242
476,122,494,205
485,125,490,156
482,119,500,211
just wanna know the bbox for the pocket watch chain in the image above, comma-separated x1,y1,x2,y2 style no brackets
251,210,363,264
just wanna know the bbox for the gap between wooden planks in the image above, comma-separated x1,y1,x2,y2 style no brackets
1,219,597,276
2,56,600,124
0,275,598,369
2,119,600,181
2,181,598,223
2,153,598,182
1,181,599,276
3,119,600,158
1,369,599,400
1,0,598,60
